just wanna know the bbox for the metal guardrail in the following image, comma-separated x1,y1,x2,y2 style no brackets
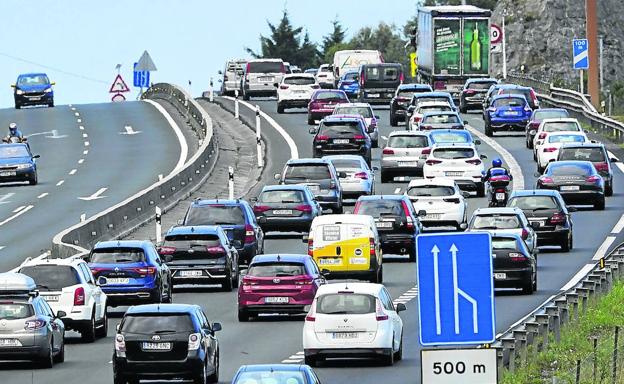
51,83,218,258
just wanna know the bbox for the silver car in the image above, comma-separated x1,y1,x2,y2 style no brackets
220,59,246,96
0,273,66,367
241,59,286,100
381,131,433,182
323,155,375,199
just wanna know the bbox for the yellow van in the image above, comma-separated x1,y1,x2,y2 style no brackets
304,214,382,283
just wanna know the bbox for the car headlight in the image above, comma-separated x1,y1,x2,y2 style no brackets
44,87,53,93
16,163,33,170
16,89,24,95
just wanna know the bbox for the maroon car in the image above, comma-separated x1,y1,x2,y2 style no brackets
237,254,325,321
307,89,349,125
525,108,569,149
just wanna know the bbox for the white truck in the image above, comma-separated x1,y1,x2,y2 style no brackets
332,49,384,82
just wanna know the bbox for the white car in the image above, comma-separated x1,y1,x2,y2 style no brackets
17,256,108,342
332,102,379,147
316,64,336,88
422,143,487,197
303,282,405,367
323,155,375,199
408,101,453,130
467,207,538,255
405,178,468,230
276,73,319,113
536,131,589,173
532,118,583,153
380,131,432,182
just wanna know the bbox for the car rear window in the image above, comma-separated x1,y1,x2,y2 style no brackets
543,122,580,132
500,88,532,100
334,106,372,118
259,190,305,203
432,147,475,159
558,147,605,162
429,132,471,144
121,314,194,334
492,237,519,250
163,234,222,248
508,196,559,210
235,371,306,383
416,97,449,105
407,185,455,197
534,110,568,120
343,72,358,81
19,265,81,290
472,214,520,229
284,76,315,85
419,105,452,113
548,163,593,176
399,88,429,98
422,114,460,124
248,61,283,73
185,205,246,226
319,122,362,136
247,262,306,277
366,66,400,81
356,199,403,217
493,97,526,107
387,135,428,148
89,247,146,264
0,303,33,320
468,81,496,90
315,91,347,101
330,159,362,170
548,134,586,143
317,293,375,314
285,164,331,181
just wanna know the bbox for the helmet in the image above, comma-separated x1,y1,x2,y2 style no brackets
9,122,17,131
492,158,502,168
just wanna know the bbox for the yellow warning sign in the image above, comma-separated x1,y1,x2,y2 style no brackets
410,52,418,78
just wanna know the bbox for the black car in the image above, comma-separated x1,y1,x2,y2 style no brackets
459,77,498,113
310,115,372,165
507,190,575,251
251,185,322,232
557,142,616,197
353,195,423,262
491,233,537,294
113,304,221,384
389,83,433,126
357,63,404,104
535,160,605,210
158,225,239,291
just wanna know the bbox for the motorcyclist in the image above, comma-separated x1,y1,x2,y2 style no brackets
3,123,24,143
482,158,512,205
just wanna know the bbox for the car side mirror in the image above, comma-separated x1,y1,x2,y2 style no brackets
274,83,279,88
51,82,56,86
372,166,379,171
396,303,407,313
163,254,173,263
462,191,470,198
250,197,258,203
474,139,482,145
302,234,309,243
33,154,40,159
480,154,488,159
407,106,416,113
10,84,16,88
567,206,577,212
533,172,542,177
417,210,427,217
610,157,619,163
308,126,318,134
56,310,67,318
321,269,331,277
212,322,222,332
232,240,243,248
375,115,380,119
218,70,223,75
274,173,281,180
459,223,468,230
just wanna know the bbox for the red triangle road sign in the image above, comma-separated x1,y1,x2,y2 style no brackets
109,74,130,93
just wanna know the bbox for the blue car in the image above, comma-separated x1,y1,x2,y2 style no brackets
232,364,321,384
12,73,54,109
182,199,264,265
87,240,172,307
337,70,360,98
484,94,532,136
428,129,479,146
0,143,39,185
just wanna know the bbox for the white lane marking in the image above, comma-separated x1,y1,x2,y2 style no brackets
13,206,25,213
84,141,90,147
282,359,303,363
223,96,299,159
120,125,141,135
82,133,88,138
78,159,84,164
612,214,624,234
79,126,84,130
78,187,107,201
70,106,75,110
77,119,82,123
593,235,617,260
560,264,596,291
0,246,4,251
0,193,15,204
381,135,388,141
69,169,77,175
56,180,65,186
83,150,89,155
37,193,48,199
144,99,188,172
616,162,624,174
0,205,34,227
394,187,401,194
74,112,80,117
465,123,525,190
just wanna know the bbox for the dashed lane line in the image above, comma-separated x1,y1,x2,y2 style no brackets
56,180,65,186
394,187,402,194
77,119,82,123
0,205,34,227
37,193,48,199
78,159,84,164
13,206,25,213
593,235,617,261
612,214,624,234
83,150,89,155
82,133,88,138
84,141,90,147
79,126,84,130
69,169,77,175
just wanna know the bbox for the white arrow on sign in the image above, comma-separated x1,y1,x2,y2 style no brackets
120,125,141,135
431,244,442,335
78,187,107,201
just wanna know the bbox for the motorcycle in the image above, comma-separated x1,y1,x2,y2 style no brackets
487,175,511,207
2,136,27,144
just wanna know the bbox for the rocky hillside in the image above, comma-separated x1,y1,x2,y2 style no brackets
490,0,624,88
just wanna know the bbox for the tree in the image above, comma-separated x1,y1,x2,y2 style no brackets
422,0,498,10
297,31,322,69
321,17,347,63
348,23,409,70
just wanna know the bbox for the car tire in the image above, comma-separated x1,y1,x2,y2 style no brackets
408,247,416,263
207,349,219,383
372,139,379,148
304,354,317,367
222,271,234,292
38,342,54,368
29,172,38,186
238,308,250,322
232,268,239,289
95,306,108,338
521,280,534,295
82,311,96,343
307,114,314,125
476,182,486,198
459,105,467,114
382,348,395,366
332,203,343,214
194,358,208,384
277,103,284,114
243,93,250,101
594,197,606,210
378,265,383,283
380,170,392,183
15,103,21,109
537,163,544,174
162,279,173,303
560,232,572,252
394,336,403,361
151,286,163,304
48,101,54,108
53,337,65,363
390,113,398,127
606,182,613,197
484,124,493,137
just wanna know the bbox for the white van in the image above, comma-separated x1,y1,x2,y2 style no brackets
333,50,384,79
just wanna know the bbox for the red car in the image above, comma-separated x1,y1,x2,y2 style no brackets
307,89,349,125
238,254,325,321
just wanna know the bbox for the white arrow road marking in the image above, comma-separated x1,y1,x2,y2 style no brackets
394,187,401,194
450,243,478,334
0,205,34,227
0,193,15,204
78,187,107,201
26,130,67,139
120,125,141,135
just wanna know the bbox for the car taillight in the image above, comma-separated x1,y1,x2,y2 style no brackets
465,159,482,165
158,246,176,255
543,147,558,153
529,121,540,129
245,224,255,243
311,84,320,89
188,333,201,350
74,287,85,306
426,159,443,165
412,116,422,123
396,96,409,101
421,147,431,155
550,212,566,224
399,72,405,83
401,201,415,230
307,238,314,256
132,267,157,277
295,204,313,213
521,229,529,240
305,300,317,322
354,134,366,142
359,71,365,86
115,334,126,353
353,202,361,213
316,135,329,142
89,267,107,275
530,89,537,102
421,125,433,130
354,172,368,180
242,276,258,287
376,299,388,321
509,252,526,262
443,198,461,204
586,175,601,183
594,162,609,172
280,63,286,74
295,277,314,285
253,205,271,213
539,132,547,139
382,148,394,155
206,246,227,254
370,237,376,256
539,176,554,184
463,89,476,95
24,319,46,330
279,85,289,90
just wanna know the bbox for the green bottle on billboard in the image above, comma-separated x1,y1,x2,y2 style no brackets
470,22,481,71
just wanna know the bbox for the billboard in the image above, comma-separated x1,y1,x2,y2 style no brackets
433,18,461,75
463,18,490,75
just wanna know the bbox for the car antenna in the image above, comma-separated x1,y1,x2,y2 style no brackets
276,255,281,261
191,227,195,233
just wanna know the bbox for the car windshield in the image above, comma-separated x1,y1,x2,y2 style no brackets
259,190,305,203
185,205,245,226
163,234,222,248
234,371,307,384
19,265,81,291
89,247,146,263
558,147,605,162
472,214,521,229
548,134,586,143
366,66,400,81
548,163,593,176
468,81,496,90
319,122,361,136
334,106,372,118
284,76,315,86
0,146,29,158
543,122,580,132
422,114,460,124
407,185,455,197
248,61,282,73
317,293,376,315
343,72,358,81
18,74,49,86
429,132,471,144
493,98,525,107
492,237,519,250
432,148,475,159
121,314,194,334
387,135,428,148
534,110,568,120
0,303,33,320
247,262,306,277
509,196,559,210
284,164,331,181
356,200,403,216
314,91,346,101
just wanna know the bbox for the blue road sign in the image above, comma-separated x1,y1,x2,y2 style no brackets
416,232,495,346
573,39,589,70
133,62,150,88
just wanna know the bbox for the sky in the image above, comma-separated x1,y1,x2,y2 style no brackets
0,0,417,107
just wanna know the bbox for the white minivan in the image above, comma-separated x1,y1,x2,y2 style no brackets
333,50,384,81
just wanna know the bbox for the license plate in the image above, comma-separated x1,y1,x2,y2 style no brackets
496,192,506,201
445,171,463,177
504,111,519,116
29,96,41,101
106,278,130,284
0,338,20,347
367,94,380,98
349,257,368,265
333,332,358,339
307,185,320,193
265,297,289,304
142,342,171,350
273,209,292,215
423,213,442,220
333,139,350,144
42,295,59,302
318,258,341,265
529,220,545,227
259,77,273,82
294,90,307,93
376,222,393,228
179,270,203,277
0,171,16,177
494,273,507,280
398,161,418,167
560,185,580,191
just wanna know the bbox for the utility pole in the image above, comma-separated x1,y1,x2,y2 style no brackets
586,0,600,107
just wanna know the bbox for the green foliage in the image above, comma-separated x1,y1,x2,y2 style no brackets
347,22,410,71
321,18,347,63
422,0,499,9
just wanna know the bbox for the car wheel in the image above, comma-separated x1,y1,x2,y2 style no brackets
378,265,383,283
207,349,219,383
95,306,108,338
394,336,403,361
484,124,493,137
560,232,572,252
606,182,613,197
476,183,486,198
380,170,392,183
113,372,126,384
521,279,534,295
307,114,314,125
38,341,54,368
408,247,416,263
15,103,21,109
390,114,398,127
277,103,284,114
194,358,208,384
48,101,54,108
460,105,467,114
151,286,163,303
304,354,317,367
238,308,250,322
533,274,538,292
594,197,606,210
81,311,96,343
243,93,250,101
53,337,65,363
162,279,173,303
29,172,38,185
222,271,234,292
332,204,343,214
372,139,379,148
232,268,239,288
382,348,395,366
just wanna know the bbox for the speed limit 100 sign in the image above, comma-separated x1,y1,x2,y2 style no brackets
490,24,502,44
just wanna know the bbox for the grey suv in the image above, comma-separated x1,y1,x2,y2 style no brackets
220,59,246,96
241,59,286,100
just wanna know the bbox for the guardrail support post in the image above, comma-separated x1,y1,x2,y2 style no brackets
155,207,162,244
501,338,516,372
546,306,561,342
576,287,590,316
234,89,240,119
255,105,263,168
525,322,540,358
513,330,529,366
555,298,569,325
535,314,550,351
566,293,579,321
228,166,234,200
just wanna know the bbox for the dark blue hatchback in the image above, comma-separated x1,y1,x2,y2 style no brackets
0,144,39,185
485,94,532,136
12,73,54,109
232,364,321,384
